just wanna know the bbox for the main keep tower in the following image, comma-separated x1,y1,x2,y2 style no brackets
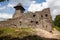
13,3,25,18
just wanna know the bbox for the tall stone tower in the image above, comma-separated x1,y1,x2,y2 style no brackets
13,3,25,18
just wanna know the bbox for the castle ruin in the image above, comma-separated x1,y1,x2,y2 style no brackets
0,3,53,32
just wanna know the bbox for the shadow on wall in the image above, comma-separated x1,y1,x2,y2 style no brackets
0,35,58,40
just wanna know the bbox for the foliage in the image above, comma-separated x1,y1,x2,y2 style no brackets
54,15,60,28
0,0,9,2
0,0,5,2
54,26,60,31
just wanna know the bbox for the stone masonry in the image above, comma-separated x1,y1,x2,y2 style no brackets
0,3,53,32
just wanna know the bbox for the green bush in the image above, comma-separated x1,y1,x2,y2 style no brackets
54,15,60,28
0,30,4,34
54,26,60,31
0,0,5,2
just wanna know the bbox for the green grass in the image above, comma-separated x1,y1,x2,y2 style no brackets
54,26,60,31
0,27,58,40
0,27,36,38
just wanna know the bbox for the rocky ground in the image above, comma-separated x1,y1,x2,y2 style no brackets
35,28,60,40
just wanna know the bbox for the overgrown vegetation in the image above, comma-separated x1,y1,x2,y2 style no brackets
53,15,60,28
0,0,5,2
0,27,36,38
0,27,37,40
53,15,60,31
53,26,60,31
0,27,58,40
0,0,9,2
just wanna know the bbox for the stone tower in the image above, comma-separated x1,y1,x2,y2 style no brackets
13,3,25,18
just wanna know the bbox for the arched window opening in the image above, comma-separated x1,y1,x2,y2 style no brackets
19,21,22,25
45,14,48,17
30,21,33,23
14,25,16,26
36,21,39,25
50,31,52,33
33,15,36,17
41,15,43,17
20,21,21,23
46,25,47,28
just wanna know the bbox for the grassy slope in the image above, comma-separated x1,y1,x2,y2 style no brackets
53,26,60,31
0,27,44,40
0,27,59,40
0,27,36,38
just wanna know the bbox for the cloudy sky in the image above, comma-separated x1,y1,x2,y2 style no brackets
0,0,60,20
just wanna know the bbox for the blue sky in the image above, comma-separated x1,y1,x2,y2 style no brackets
35,0,46,3
24,0,46,12
0,0,60,20
0,0,46,19
0,0,8,7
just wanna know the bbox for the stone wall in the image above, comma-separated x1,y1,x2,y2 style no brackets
0,8,53,32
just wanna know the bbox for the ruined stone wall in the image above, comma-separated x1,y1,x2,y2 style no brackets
0,8,53,32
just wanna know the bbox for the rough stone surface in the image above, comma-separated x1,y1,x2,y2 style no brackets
0,4,53,32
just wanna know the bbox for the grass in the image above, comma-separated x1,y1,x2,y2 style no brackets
54,26,60,31
0,27,59,40
0,27,44,40
0,27,36,38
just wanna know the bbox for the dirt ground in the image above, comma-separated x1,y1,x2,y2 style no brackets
35,28,60,40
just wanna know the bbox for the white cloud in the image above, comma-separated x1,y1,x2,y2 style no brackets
28,1,49,12
28,0,60,20
0,6,6,9
46,0,60,20
7,3,14,7
0,0,60,20
0,0,32,8
0,13,12,18
9,0,30,3
8,0,31,7
42,2,48,8
28,3,42,12
54,1,60,6
0,0,32,20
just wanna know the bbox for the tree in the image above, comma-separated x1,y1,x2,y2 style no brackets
0,0,9,2
54,15,60,27
0,0,5,2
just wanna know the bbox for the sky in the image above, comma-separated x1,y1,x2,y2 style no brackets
0,0,60,20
